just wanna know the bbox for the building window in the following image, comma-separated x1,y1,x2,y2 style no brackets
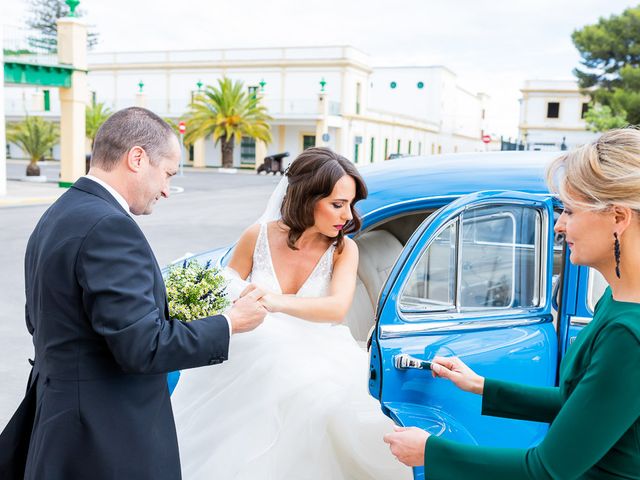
248,86,258,100
370,137,375,162
418,142,422,155
547,102,560,119
431,143,435,155
240,137,256,165
354,144,359,163
384,138,389,159
397,139,401,153
303,135,316,150
408,140,412,155
188,144,194,162
481,108,486,120
438,145,442,154
356,82,361,115
581,102,590,119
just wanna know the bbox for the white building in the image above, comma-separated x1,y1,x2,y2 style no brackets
5,45,492,167
518,79,597,151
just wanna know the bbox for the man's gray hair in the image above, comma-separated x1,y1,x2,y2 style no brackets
91,107,177,171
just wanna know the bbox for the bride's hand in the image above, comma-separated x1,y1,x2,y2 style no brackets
259,292,284,313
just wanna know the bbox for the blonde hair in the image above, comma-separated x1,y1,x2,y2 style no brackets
546,127,640,211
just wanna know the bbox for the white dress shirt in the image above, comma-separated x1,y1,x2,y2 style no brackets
84,175,131,214
82,175,233,337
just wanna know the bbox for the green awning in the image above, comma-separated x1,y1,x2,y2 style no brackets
4,61,75,88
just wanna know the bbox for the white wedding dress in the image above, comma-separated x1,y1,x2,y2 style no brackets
172,223,412,480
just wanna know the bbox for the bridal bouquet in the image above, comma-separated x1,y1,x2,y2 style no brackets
165,260,230,321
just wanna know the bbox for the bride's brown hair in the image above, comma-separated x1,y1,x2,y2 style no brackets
280,147,367,253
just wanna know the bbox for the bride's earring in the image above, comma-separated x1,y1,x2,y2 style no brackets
614,232,621,279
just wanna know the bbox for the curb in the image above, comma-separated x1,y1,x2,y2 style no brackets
0,196,61,208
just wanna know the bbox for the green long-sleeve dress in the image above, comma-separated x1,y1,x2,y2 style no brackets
424,287,640,479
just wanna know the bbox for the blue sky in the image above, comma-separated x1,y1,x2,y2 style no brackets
3,0,638,136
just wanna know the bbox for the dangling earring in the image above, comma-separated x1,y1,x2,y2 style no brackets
614,232,621,279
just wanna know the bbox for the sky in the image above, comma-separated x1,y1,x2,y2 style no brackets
2,0,638,137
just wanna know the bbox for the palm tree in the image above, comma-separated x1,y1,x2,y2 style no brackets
7,116,60,176
86,102,112,149
184,78,272,168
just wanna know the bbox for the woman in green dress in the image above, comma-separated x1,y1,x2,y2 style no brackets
384,128,640,479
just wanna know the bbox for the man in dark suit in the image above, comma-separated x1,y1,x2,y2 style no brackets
16,107,267,479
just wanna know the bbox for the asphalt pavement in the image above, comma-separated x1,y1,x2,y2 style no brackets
0,161,283,427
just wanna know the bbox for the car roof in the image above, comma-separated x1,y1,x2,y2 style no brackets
356,151,560,215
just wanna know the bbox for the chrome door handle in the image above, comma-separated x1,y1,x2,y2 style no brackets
394,354,432,371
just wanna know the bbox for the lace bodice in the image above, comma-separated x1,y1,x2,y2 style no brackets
249,223,335,298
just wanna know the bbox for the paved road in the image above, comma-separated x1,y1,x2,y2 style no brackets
0,168,282,427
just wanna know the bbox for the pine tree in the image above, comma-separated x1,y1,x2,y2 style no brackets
27,0,99,53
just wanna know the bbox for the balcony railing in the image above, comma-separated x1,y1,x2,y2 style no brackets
88,46,369,66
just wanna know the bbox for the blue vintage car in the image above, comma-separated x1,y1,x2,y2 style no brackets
171,151,606,480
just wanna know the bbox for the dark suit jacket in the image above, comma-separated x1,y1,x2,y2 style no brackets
20,177,230,479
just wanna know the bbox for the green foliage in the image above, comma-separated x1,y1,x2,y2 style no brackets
165,260,230,322
6,116,60,165
184,78,272,168
26,0,99,53
86,102,112,148
583,104,628,132
163,117,192,146
572,6,640,125
3,49,34,56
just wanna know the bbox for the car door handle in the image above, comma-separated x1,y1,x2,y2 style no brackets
394,354,432,371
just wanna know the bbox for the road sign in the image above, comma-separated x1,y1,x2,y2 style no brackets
482,134,491,144
178,121,186,135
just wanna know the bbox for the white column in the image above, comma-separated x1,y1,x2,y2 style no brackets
57,17,88,187
193,138,206,168
254,140,267,171
315,92,329,147
134,92,147,108
0,25,6,196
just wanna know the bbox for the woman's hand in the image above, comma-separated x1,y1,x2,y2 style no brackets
431,356,485,395
259,292,285,313
383,426,429,467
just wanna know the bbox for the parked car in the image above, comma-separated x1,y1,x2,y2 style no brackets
170,151,606,480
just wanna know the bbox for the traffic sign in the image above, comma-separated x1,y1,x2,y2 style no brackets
482,134,491,144
178,121,186,135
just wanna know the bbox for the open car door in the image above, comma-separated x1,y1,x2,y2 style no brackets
369,190,558,480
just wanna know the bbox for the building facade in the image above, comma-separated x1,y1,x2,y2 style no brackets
5,45,492,167
518,79,597,151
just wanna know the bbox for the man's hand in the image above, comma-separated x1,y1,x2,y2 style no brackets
383,426,429,467
227,284,267,334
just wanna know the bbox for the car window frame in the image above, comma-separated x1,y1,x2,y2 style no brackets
397,202,548,322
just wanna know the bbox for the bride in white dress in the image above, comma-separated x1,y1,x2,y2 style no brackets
171,148,412,480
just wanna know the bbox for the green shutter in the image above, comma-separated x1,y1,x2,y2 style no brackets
43,90,50,111
370,137,375,162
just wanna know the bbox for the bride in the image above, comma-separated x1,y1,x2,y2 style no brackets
171,147,412,480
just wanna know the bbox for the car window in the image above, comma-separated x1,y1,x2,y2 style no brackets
587,268,608,314
399,221,457,312
399,204,545,315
